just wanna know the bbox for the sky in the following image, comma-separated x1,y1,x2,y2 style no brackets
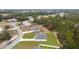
0,0,79,9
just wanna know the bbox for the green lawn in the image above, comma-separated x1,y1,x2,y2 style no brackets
39,32,59,48
45,32,59,46
23,32,36,39
13,32,59,49
39,45,56,49
12,41,46,49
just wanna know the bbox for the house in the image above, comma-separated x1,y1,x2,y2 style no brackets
37,14,57,20
48,14,56,17
27,16,34,22
36,15,49,19
22,21,31,27
6,18,17,22
58,13,64,17
0,27,3,33
6,18,17,27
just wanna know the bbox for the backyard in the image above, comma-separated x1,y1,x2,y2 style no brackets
23,32,36,39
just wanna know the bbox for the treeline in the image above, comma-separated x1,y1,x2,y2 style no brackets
0,13,30,21
34,13,79,48
0,12,55,21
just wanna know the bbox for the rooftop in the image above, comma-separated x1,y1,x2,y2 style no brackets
0,27,3,32
23,21,31,26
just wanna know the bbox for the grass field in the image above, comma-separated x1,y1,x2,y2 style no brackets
13,32,59,49
39,32,59,48
23,32,36,39
39,45,56,49
45,32,59,46
13,41,46,49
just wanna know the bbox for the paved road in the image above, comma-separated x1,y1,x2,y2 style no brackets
4,36,20,49
4,22,23,49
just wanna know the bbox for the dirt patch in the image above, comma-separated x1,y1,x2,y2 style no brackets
8,30,18,37
38,25,50,32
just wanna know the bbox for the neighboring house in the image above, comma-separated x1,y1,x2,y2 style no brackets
36,15,42,19
37,15,49,19
27,16,34,22
22,21,31,27
6,18,17,22
0,27,3,33
48,14,56,17
36,14,56,19
58,12,65,17
6,18,17,27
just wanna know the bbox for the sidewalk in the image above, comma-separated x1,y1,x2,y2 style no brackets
39,44,60,48
53,32,60,46
23,31,33,34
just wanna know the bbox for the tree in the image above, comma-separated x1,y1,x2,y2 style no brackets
73,25,79,48
4,25,11,29
0,30,11,43
0,14,3,21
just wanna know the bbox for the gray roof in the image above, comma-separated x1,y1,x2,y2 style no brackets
0,27,3,32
